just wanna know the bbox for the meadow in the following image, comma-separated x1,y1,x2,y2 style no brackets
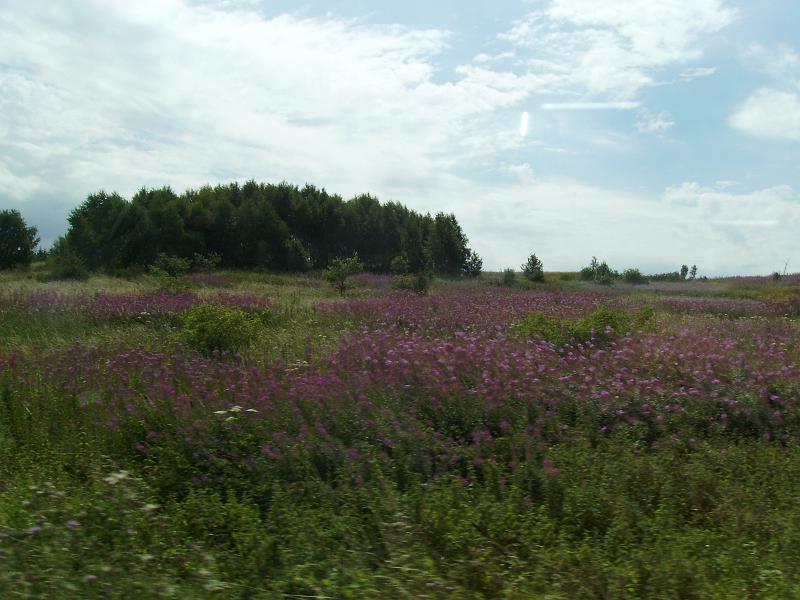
1,270,800,599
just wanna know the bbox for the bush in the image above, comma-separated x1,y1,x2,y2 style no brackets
323,256,364,296
390,255,410,275
41,237,89,281
515,305,653,348
622,268,648,285
394,272,432,294
501,269,516,286
192,252,222,272
580,257,617,285
182,304,260,356
521,253,544,282
149,253,191,278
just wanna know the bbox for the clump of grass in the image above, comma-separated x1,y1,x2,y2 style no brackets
181,304,261,356
514,305,654,347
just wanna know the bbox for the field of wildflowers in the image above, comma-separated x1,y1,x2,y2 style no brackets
1,272,800,598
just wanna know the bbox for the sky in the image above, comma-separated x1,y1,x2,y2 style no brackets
1,0,799,275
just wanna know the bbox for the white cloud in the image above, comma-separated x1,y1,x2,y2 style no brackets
0,0,527,208
730,44,800,141
500,0,736,101
388,175,799,276
729,89,800,141
541,102,640,110
744,44,800,85
679,66,717,81
635,109,675,134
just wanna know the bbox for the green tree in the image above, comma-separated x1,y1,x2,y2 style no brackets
463,250,483,278
521,253,544,282
0,209,39,269
324,256,364,295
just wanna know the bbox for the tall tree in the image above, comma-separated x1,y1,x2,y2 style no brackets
0,209,39,269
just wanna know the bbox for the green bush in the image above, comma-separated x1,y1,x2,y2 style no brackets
622,268,648,285
501,268,516,286
515,305,653,348
393,272,432,294
182,304,260,356
192,252,222,272
41,238,89,281
323,256,364,296
390,255,410,275
521,253,545,282
149,253,191,278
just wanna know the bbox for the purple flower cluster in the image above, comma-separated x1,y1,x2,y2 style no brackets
3,288,798,479
0,291,270,318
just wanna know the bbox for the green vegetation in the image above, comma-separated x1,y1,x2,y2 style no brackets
521,252,545,282
0,209,39,269
53,181,481,277
323,256,364,295
2,244,800,597
181,304,263,355
514,305,654,348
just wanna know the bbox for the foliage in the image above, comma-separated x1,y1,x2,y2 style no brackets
323,256,364,295
580,256,617,285
622,267,648,285
462,250,483,278
514,305,654,347
282,238,311,272
501,268,516,286
149,253,191,278
61,182,479,276
0,209,39,269
390,254,410,275
393,271,432,294
181,303,261,355
191,252,222,272
521,253,545,282
42,236,89,281
5,272,800,597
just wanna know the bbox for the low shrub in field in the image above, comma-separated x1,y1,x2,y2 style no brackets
515,305,654,347
393,272,432,294
501,268,516,286
39,237,89,281
622,267,648,285
182,304,260,355
324,256,364,296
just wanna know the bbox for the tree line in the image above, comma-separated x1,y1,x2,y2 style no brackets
2,181,483,276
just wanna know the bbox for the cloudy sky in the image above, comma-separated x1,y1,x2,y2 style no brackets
1,0,799,275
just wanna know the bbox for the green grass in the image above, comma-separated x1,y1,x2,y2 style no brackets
2,270,800,598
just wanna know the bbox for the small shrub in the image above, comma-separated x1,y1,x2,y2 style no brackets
192,252,222,272
394,272,432,294
149,253,192,292
182,304,260,356
521,253,545,282
622,268,648,285
390,255,410,275
42,240,89,281
149,253,191,278
323,256,364,296
501,269,516,286
515,305,653,348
